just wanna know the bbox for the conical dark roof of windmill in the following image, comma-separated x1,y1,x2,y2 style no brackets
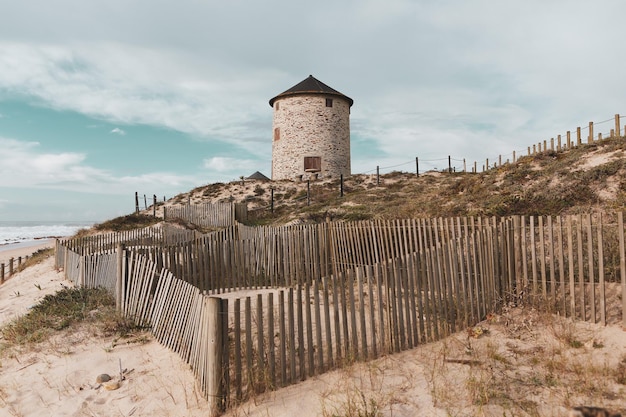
269,75,353,107
247,171,270,181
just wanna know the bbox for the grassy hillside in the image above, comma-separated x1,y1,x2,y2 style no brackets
146,136,626,228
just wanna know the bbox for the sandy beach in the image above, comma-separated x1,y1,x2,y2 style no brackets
1,249,625,416
0,239,55,267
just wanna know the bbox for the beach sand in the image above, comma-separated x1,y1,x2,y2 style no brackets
0,255,210,417
1,249,625,416
0,239,55,267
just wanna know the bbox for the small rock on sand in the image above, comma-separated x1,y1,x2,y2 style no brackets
95,374,111,383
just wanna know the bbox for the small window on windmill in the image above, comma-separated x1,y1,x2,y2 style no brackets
274,127,280,141
275,102,280,110
325,98,333,108
304,156,321,172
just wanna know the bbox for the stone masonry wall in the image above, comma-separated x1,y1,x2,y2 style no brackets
271,95,351,180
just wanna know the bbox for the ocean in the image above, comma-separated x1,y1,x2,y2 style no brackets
0,221,94,248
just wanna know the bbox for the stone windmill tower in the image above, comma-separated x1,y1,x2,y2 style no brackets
269,75,353,180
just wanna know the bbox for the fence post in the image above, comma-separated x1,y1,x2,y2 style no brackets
463,158,467,172
116,244,125,312
448,155,452,173
135,192,139,214
415,157,419,177
577,127,582,145
271,187,274,213
557,135,561,151
1,263,4,283
207,297,226,416
307,180,310,206
616,114,621,137
153,195,157,217
567,131,571,149
376,166,380,185
550,137,554,151
9,258,13,276
340,174,344,197
588,122,594,144
619,212,626,328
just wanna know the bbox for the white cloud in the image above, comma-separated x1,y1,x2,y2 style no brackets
203,157,257,175
0,137,202,196
109,127,126,135
0,42,275,156
0,0,624,182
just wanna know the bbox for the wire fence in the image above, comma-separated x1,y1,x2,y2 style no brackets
355,113,625,176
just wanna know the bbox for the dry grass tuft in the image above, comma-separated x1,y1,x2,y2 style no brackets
0,287,144,349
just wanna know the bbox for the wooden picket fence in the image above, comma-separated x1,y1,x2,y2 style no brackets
54,212,626,415
163,202,248,228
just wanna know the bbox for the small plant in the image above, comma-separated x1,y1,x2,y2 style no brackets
253,185,265,196
322,390,381,417
616,355,626,385
569,339,584,349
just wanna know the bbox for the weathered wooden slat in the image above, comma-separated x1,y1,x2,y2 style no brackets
348,269,359,358
322,275,333,368
567,216,576,318
556,216,566,315
267,293,276,389
597,214,606,326
586,214,596,323
279,290,287,386
538,216,547,300
313,279,323,372
245,297,253,392
304,283,314,377
288,288,296,383
577,215,586,321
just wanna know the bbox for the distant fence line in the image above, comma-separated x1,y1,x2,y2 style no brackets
163,202,248,228
54,211,626,415
356,113,625,176
0,255,29,284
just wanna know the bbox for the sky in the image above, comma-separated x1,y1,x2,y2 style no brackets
0,0,625,223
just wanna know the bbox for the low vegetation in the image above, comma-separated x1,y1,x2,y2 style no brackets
160,136,626,225
93,213,161,232
16,247,54,272
1,287,143,348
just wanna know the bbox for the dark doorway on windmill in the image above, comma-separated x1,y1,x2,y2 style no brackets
304,156,321,172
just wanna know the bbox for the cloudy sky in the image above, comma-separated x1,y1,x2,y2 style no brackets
1,0,624,222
